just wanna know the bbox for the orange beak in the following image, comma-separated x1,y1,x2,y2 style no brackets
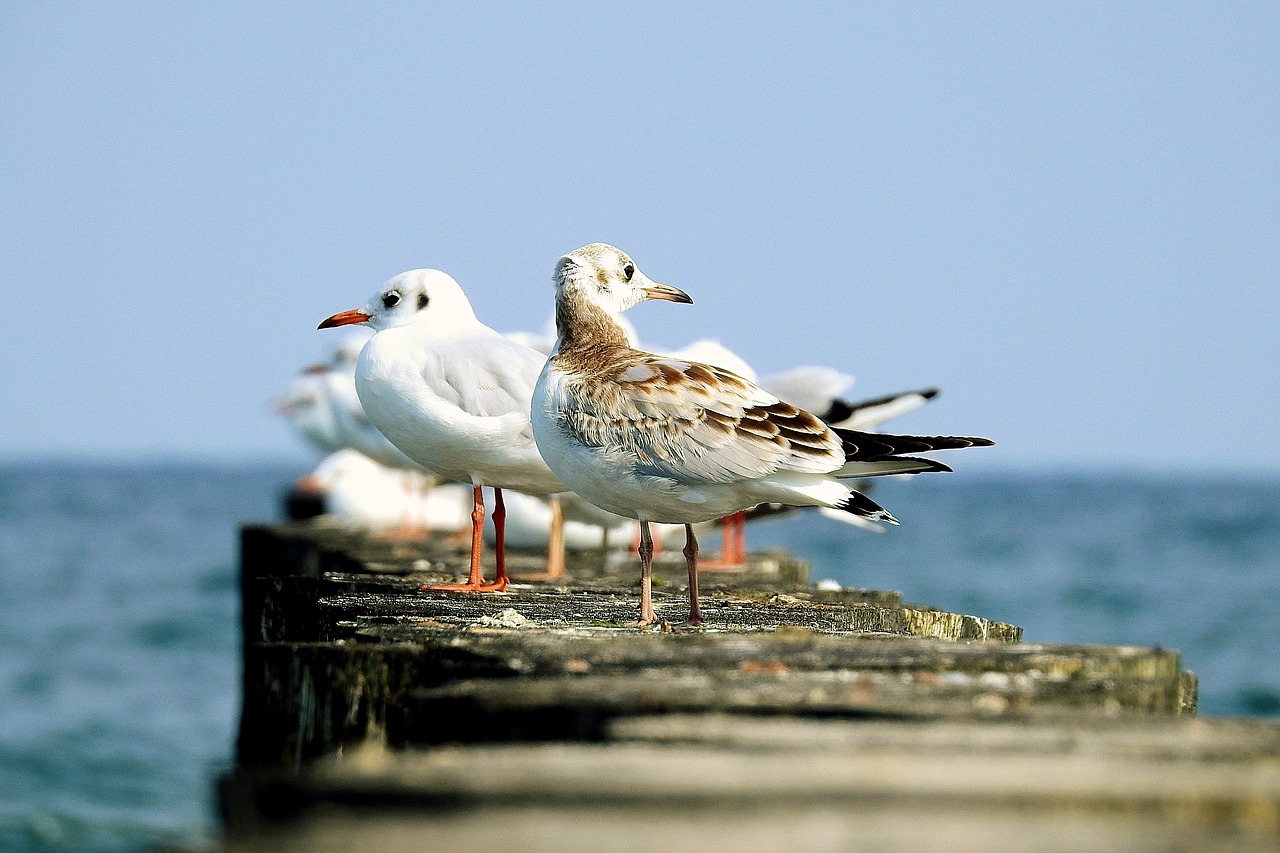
318,309,371,329
642,283,693,304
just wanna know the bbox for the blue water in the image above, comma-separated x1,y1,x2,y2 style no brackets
0,464,289,852
0,464,1277,851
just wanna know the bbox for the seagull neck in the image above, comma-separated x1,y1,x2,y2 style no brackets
386,313,486,346
554,291,630,353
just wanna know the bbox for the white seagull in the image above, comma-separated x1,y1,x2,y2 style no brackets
531,243,994,626
322,332,434,475
319,269,573,592
277,336,429,474
668,340,939,433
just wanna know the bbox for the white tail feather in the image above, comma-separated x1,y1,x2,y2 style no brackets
833,392,931,431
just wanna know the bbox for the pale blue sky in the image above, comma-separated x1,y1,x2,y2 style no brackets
2,3,1277,471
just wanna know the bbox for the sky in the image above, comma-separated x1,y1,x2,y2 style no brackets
2,3,1278,472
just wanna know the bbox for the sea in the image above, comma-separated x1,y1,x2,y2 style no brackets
0,462,1277,852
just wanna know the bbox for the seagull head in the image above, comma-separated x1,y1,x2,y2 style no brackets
319,269,478,333
554,243,692,319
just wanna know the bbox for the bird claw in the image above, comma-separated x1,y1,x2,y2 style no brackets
420,579,509,593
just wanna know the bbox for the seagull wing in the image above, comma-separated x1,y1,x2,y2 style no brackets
558,352,847,485
428,333,548,420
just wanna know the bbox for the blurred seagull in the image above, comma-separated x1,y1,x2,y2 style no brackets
670,340,938,433
276,362,346,457
531,243,994,626
277,335,429,473
308,449,470,533
319,269,575,592
278,336,443,537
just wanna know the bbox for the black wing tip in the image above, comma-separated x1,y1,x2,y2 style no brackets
906,433,996,449
837,490,900,525
821,398,856,425
833,427,996,459
823,387,941,424
928,435,996,448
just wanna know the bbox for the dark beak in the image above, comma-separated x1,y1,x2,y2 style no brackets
642,283,693,304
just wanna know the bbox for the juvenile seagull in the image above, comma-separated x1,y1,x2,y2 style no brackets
517,324,940,564
531,243,994,626
319,269,574,591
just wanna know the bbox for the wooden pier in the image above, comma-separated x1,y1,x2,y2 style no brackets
220,521,1280,851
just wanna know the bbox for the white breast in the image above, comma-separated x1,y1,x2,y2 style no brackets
532,364,740,524
355,326,566,495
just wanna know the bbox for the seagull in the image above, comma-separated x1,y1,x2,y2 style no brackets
531,243,994,626
322,331,434,475
516,324,941,564
277,336,432,473
319,269,578,592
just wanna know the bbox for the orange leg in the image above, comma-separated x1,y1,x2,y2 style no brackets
700,511,747,570
400,473,425,536
547,495,565,580
422,484,507,592
730,510,746,563
515,494,567,583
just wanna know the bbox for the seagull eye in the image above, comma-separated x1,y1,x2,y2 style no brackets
382,291,401,309
622,263,635,282
417,293,429,310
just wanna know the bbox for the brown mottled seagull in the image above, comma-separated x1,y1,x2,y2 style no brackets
531,242,994,626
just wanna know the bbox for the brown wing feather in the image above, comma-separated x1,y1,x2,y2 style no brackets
554,349,845,484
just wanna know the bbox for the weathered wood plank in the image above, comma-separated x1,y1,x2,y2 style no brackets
223,716,1280,852
225,521,1242,852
